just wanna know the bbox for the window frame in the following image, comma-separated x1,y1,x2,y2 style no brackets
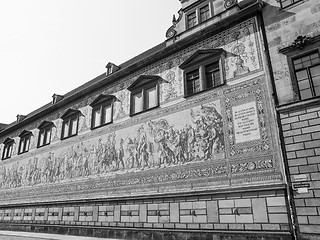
280,37,320,102
37,121,54,148
60,109,81,140
292,51,320,100
90,94,116,130
18,130,32,155
185,2,212,29
128,75,161,116
180,49,225,97
2,138,14,160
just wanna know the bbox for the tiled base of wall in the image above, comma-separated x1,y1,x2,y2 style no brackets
0,224,293,240
0,189,292,239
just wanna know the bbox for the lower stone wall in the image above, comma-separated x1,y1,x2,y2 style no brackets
279,102,320,239
0,189,291,239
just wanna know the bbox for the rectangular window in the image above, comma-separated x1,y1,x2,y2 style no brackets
62,115,79,139
19,136,30,154
186,69,200,95
200,5,210,23
293,51,320,100
205,62,221,88
145,86,157,109
187,12,197,29
91,103,112,129
132,91,143,114
2,143,13,160
38,128,52,147
280,0,303,8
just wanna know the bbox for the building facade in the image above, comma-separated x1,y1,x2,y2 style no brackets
263,0,320,239
1,0,318,239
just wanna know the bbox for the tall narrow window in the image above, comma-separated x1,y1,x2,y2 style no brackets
90,94,115,129
128,75,162,116
60,109,81,139
187,11,197,29
2,138,14,160
37,121,54,148
186,69,200,95
18,130,32,154
293,51,320,100
180,49,225,97
200,5,210,23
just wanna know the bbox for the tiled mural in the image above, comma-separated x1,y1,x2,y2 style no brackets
0,18,282,205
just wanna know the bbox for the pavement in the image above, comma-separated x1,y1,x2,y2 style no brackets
0,231,120,240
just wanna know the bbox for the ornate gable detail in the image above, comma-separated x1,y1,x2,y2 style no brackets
179,49,224,69
90,94,117,107
60,109,81,120
37,121,54,129
18,130,32,138
128,75,163,91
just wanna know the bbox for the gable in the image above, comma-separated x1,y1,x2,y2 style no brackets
179,49,224,69
90,94,116,107
60,109,81,120
128,75,162,91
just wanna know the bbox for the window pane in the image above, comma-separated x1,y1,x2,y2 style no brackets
45,129,51,144
298,79,311,91
296,69,308,80
146,86,157,109
62,122,69,138
187,12,196,28
186,69,200,95
205,62,220,88
315,86,320,96
92,108,101,128
300,89,313,100
200,5,210,22
39,131,45,146
70,118,78,135
281,0,292,7
132,91,143,114
102,105,112,124
8,145,12,158
25,137,30,152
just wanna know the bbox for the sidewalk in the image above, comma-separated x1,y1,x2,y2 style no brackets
0,230,120,240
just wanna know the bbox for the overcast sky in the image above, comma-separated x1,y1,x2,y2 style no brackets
0,0,181,124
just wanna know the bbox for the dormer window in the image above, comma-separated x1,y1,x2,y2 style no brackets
180,49,225,96
37,121,54,147
128,75,163,116
60,109,81,140
106,62,120,76
18,130,32,154
2,138,14,160
90,94,116,129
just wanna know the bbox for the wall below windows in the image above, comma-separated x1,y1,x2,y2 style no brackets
278,100,320,238
0,189,291,239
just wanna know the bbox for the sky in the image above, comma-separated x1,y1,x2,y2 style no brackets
0,0,181,124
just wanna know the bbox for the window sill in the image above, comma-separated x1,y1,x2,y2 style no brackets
18,151,29,155
91,121,113,131
184,83,225,98
277,96,320,113
61,133,78,141
280,0,306,10
37,143,50,149
130,105,159,117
